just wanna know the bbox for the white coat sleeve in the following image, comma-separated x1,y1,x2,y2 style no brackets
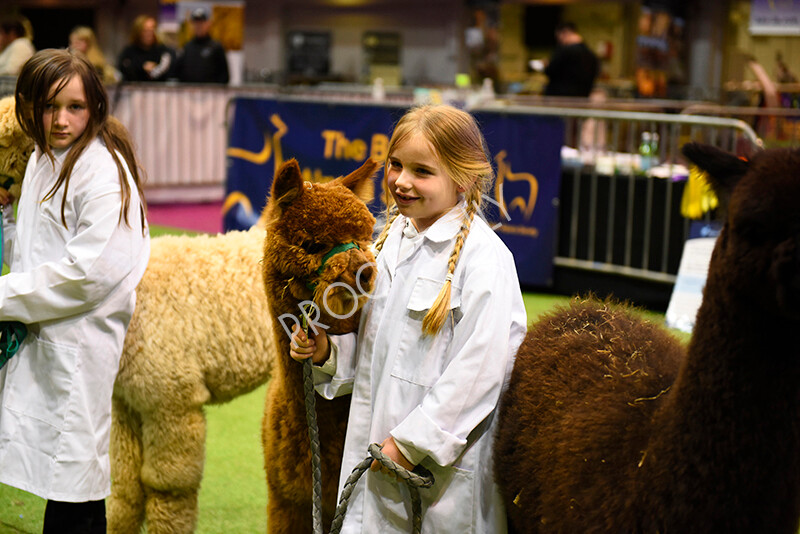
1,205,15,267
313,331,357,399
1,153,36,267
390,253,526,467
0,174,147,324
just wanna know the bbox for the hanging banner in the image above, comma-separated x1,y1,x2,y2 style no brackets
223,98,564,287
749,0,800,36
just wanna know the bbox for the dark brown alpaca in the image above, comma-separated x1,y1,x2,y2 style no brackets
261,158,378,533
495,143,800,533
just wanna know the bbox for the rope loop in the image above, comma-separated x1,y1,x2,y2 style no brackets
329,444,435,534
366,443,435,489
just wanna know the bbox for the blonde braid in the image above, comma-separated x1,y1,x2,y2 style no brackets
372,208,401,253
421,200,478,336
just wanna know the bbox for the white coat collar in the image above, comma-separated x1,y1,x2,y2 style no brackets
33,145,71,170
420,201,468,243
378,201,468,276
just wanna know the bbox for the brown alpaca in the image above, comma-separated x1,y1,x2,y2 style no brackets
261,158,378,533
495,143,800,533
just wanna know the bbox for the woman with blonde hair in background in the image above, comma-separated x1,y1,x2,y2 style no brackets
69,26,120,84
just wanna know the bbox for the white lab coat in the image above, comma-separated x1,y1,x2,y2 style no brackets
315,204,527,533
0,138,150,502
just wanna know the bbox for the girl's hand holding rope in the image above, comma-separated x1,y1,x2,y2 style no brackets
289,323,331,365
372,437,415,478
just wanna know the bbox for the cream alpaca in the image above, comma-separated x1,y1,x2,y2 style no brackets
0,95,34,198
108,227,277,533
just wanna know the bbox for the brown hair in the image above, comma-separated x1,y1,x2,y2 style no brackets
375,104,494,335
15,49,147,231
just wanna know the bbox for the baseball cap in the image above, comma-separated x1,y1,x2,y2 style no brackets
190,7,209,21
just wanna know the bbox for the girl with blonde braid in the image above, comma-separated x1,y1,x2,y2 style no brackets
290,104,526,533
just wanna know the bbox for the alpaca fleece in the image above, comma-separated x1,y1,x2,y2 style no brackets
108,227,276,534
0,95,34,198
495,144,800,533
261,158,377,533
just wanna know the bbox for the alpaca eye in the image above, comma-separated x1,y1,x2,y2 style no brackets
300,241,327,255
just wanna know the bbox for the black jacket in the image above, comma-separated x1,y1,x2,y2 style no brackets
117,43,176,82
175,36,229,84
544,42,599,97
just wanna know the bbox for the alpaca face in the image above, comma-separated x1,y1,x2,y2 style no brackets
727,149,800,317
683,145,800,319
264,158,378,334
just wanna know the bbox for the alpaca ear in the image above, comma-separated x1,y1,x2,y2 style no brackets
681,142,750,203
270,158,304,208
339,158,378,204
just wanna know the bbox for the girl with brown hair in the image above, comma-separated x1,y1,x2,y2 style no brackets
0,48,149,532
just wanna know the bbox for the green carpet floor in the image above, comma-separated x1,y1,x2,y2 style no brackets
0,225,672,533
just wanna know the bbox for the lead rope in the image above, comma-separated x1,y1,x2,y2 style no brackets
300,304,324,534
298,304,435,534
330,444,434,534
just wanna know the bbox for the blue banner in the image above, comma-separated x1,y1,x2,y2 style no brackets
224,97,563,286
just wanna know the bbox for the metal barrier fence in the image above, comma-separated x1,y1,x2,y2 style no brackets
681,104,800,149
108,82,413,202
0,78,768,287
109,83,282,202
474,103,762,285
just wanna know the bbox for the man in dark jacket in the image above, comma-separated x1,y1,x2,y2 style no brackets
175,7,229,84
537,22,599,97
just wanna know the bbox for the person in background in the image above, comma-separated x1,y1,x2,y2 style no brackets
0,14,35,76
69,26,120,84
290,104,527,533
531,21,599,98
1,48,149,533
174,7,229,84
117,14,175,82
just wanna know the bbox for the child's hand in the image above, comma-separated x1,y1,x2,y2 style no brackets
0,187,13,206
371,437,416,478
289,323,330,365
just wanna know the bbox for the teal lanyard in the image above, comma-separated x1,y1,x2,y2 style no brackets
0,321,26,369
